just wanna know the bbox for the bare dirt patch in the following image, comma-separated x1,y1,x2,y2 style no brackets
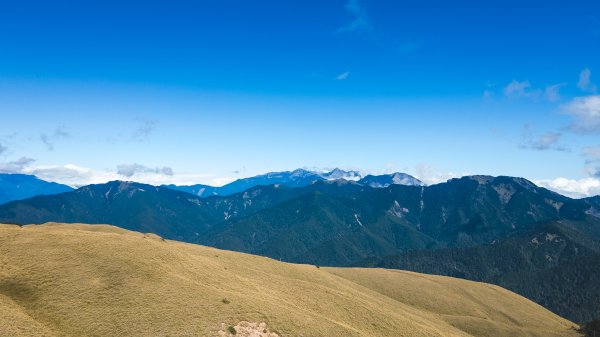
217,321,280,337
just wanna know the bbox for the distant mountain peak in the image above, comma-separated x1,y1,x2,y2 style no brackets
0,173,73,205
458,175,540,191
76,180,158,200
321,168,362,181
290,168,316,177
465,175,495,184
359,172,424,188
84,180,146,189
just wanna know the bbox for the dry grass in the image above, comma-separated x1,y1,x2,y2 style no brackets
0,223,580,337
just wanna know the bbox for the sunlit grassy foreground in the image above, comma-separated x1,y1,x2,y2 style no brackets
0,223,579,337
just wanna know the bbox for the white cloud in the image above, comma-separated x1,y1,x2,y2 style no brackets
533,145,600,198
562,95,600,133
535,177,600,198
210,176,237,186
0,160,119,187
529,145,600,198
503,80,541,99
29,164,118,187
577,68,597,93
0,158,222,187
414,164,466,185
338,0,369,33
336,71,350,80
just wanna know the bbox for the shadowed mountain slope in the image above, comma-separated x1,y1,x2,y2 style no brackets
356,220,600,323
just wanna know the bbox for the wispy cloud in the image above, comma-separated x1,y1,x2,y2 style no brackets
544,83,567,102
0,157,36,173
582,145,600,178
131,119,157,141
562,95,600,133
0,143,7,156
577,68,597,93
116,163,174,178
40,126,69,151
493,80,564,102
533,132,566,151
503,80,541,100
519,126,568,152
337,0,369,33
482,80,495,99
336,71,350,80
583,145,600,164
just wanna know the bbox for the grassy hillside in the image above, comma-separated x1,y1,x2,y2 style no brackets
0,223,579,337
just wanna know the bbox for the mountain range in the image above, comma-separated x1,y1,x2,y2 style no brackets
0,171,599,322
163,168,423,197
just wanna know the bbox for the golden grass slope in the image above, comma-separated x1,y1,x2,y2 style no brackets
0,223,580,337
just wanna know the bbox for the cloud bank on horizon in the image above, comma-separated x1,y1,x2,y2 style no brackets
0,0,599,198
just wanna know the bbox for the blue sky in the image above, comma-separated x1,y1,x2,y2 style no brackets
1,0,600,197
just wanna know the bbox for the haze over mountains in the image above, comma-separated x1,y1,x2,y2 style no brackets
0,169,599,322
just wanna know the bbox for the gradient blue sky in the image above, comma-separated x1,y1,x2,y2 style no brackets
1,0,600,196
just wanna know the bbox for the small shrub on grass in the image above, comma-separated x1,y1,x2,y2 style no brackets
221,298,230,304
228,326,236,335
